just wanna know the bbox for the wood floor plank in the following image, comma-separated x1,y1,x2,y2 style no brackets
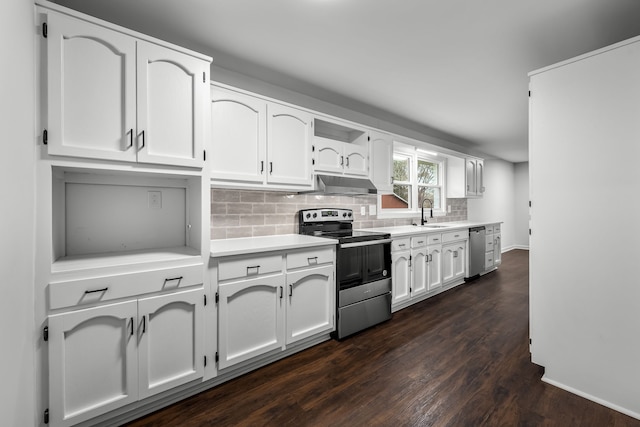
126,250,640,427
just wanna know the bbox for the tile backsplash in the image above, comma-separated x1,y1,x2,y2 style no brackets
211,188,467,239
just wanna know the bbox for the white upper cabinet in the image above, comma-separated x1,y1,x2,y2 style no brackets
210,86,265,183
210,85,313,190
369,131,394,193
46,12,136,163
136,41,207,167
465,158,485,197
44,10,209,167
312,117,369,177
267,103,313,187
446,156,485,198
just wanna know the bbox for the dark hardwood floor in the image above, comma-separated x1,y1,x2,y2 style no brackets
127,250,640,426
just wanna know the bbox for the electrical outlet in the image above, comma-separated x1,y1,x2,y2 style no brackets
447,205,451,213
369,204,377,216
148,191,162,209
360,206,366,216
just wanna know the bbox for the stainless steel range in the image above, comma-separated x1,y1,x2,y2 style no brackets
298,208,392,339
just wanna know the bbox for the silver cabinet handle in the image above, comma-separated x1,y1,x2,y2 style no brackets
128,129,133,148
453,251,458,258
346,157,350,167
289,284,293,297
269,162,273,174
163,276,183,285
260,161,264,174
247,265,260,275
340,156,344,166
279,286,283,299
307,256,318,264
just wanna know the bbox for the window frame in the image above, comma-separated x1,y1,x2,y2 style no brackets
378,144,447,220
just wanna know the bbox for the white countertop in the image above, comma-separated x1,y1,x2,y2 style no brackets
361,220,502,238
210,234,336,258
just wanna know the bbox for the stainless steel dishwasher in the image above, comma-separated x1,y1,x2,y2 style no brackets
469,226,486,277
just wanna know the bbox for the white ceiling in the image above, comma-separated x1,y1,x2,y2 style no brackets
54,0,640,162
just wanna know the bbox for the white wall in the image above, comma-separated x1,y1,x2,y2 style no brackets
467,159,517,251
513,162,529,249
0,0,36,425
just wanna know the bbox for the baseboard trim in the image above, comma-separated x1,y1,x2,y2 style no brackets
503,244,529,252
541,375,640,421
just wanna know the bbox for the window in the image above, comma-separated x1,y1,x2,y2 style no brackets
380,146,445,216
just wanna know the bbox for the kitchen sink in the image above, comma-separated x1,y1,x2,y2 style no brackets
417,224,448,228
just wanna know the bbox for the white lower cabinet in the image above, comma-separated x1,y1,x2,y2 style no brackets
410,247,428,298
48,288,204,427
442,241,467,283
217,273,285,370
286,265,334,345
216,247,335,371
391,235,446,311
426,244,443,291
391,249,411,306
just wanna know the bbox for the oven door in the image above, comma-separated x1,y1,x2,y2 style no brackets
337,240,391,290
364,241,391,283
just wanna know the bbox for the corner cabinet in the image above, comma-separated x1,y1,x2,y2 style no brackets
210,85,313,190
43,10,210,167
47,288,204,427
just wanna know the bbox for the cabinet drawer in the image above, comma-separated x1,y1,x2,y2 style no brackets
286,247,334,270
442,229,468,243
49,264,203,310
485,252,495,270
485,235,494,251
493,224,501,232
427,234,442,245
218,254,282,281
411,235,428,248
485,225,494,234
392,238,411,252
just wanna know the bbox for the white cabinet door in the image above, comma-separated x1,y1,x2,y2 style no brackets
369,131,393,193
494,233,502,266
48,301,138,427
46,12,136,162
465,159,477,196
343,144,368,176
442,242,467,283
210,86,266,183
266,104,313,188
136,41,206,167
138,289,204,399
451,241,467,281
411,248,428,297
391,251,411,305
476,159,485,195
314,137,344,174
285,265,334,345
218,274,285,370
427,245,442,291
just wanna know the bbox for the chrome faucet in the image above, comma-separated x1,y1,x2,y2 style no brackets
421,198,434,225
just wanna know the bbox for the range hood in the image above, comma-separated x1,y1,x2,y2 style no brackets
302,175,378,195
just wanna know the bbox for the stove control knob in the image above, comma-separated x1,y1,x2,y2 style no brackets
305,213,311,219
312,213,317,218
348,212,352,217
343,212,347,217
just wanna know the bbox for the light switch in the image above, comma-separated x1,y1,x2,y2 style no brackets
369,204,377,216
360,206,366,215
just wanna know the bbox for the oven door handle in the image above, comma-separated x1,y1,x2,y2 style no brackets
339,239,392,249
